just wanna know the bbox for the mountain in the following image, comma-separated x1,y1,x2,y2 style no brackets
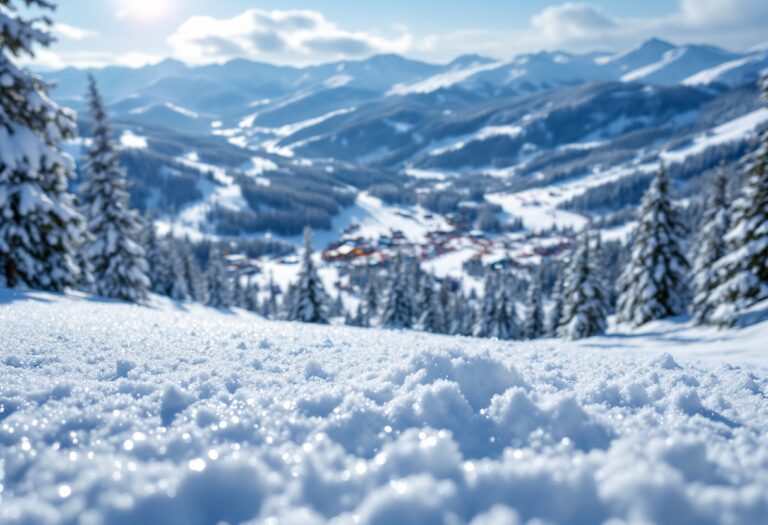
44,38,768,249
619,43,739,84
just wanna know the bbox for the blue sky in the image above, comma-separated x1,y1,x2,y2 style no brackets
34,0,768,69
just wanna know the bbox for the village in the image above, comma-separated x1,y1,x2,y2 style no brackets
217,196,578,298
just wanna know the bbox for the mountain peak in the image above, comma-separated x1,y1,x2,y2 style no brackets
639,37,676,51
447,54,497,68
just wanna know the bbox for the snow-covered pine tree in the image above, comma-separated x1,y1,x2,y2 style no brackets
354,302,370,327
710,75,768,325
460,287,479,336
81,76,149,303
691,165,730,324
149,235,187,300
419,279,446,333
381,253,414,329
524,273,545,340
560,232,608,340
488,277,520,340
260,277,279,319
363,278,379,319
453,290,477,336
287,227,329,324
416,274,434,313
475,270,499,338
140,213,165,294
232,273,246,309
446,289,466,336
329,290,345,318
547,274,565,337
476,271,520,340
166,239,190,301
206,245,233,308
0,1,85,290
617,165,689,326
244,277,260,312
438,279,453,315
178,238,206,303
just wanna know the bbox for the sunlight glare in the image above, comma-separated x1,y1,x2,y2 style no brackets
118,0,173,22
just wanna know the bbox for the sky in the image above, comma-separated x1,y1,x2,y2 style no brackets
27,0,768,69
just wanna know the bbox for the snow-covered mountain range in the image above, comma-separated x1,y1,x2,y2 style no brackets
44,38,768,252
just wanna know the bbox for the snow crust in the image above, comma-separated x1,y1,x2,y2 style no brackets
1,289,767,524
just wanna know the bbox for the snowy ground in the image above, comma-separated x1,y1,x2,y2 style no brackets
1,288,767,525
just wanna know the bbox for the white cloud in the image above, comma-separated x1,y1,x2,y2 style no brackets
54,23,97,41
24,50,161,71
678,0,768,28
167,9,413,65
531,4,616,42
522,0,768,54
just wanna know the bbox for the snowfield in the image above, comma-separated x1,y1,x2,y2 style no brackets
1,289,767,525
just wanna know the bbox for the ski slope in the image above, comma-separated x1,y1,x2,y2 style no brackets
1,288,767,524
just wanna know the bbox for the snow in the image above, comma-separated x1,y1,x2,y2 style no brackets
428,125,523,157
246,156,278,176
403,168,448,181
682,53,766,86
487,193,589,232
662,108,768,164
1,287,768,524
388,60,508,96
621,48,687,83
119,130,148,149
154,152,247,240
163,102,199,119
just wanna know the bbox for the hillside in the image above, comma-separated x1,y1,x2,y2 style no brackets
43,38,768,291
1,288,767,524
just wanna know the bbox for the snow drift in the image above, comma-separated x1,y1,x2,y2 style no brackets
0,288,767,524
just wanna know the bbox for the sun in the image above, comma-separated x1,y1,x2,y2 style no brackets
118,0,173,22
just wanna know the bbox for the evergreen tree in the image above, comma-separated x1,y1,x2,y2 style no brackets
381,253,414,329
447,289,470,336
691,166,730,324
489,278,520,340
167,239,190,302
455,290,478,336
329,290,345,318
524,273,545,340
356,302,371,327
206,246,233,308
475,270,499,338
141,214,165,294
244,277,261,312
617,165,689,326
260,277,279,319
548,274,565,337
363,278,379,319
419,279,446,334
711,75,768,325
151,235,189,301
178,237,206,303
0,1,85,290
232,273,246,308
477,271,520,340
81,77,149,303
560,233,608,340
460,288,479,337
287,227,329,324
416,274,434,314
